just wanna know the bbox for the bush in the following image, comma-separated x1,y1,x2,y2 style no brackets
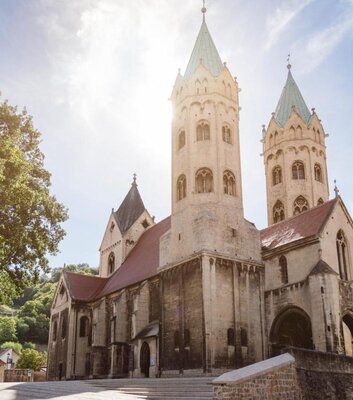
16,349,47,371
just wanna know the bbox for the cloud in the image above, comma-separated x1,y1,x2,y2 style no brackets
265,0,314,50
293,5,353,72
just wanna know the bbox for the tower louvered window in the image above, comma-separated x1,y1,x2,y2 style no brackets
223,170,236,196
222,125,232,144
337,230,349,280
314,163,322,182
177,174,187,200
196,122,210,141
195,168,213,193
273,200,285,223
293,196,309,215
272,166,282,186
292,161,305,180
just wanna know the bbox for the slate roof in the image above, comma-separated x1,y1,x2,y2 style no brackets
64,216,171,302
113,182,146,234
274,66,312,127
183,19,223,80
309,260,338,276
261,199,337,250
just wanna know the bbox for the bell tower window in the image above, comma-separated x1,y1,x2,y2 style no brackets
108,252,115,275
223,170,236,196
196,122,210,141
292,161,305,180
314,163,322,182
222,125,232,144
195,168,213,193
177,174,187,200
273,200,285,223
178,130,185,150
293,196,309,215
272,166,282,186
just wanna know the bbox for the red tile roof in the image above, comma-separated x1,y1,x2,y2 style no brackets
64,216,171,301
99,216,171,298
64,272,108,302
261,199,336,250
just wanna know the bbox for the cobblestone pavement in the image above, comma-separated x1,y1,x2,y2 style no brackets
0,377,213,400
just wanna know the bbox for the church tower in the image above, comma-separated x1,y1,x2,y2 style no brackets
262,63,329,226
164,5,260,265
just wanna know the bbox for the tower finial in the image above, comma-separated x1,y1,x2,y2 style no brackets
334,179,339,198
287,53,291,70
132,173,137,186
201,0,207,22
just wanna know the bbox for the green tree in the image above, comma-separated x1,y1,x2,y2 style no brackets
0,341,22,354
0,316,17,343
16,348,47,371
51,263,98,283
0,98,68,303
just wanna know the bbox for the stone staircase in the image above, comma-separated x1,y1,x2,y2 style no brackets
91,377,214,399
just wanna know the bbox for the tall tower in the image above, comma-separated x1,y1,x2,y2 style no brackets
164,6,260,264
262,64,329,226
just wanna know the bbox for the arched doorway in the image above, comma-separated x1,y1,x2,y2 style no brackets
343,313,353,356
140,342,150,377
270,306,313,356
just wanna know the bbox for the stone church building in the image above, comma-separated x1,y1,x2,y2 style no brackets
47,7,353,381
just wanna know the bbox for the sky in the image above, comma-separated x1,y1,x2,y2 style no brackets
1,0,353,269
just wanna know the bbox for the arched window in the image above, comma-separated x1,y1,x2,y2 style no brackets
279,256,288,284
317,198,324,205
222,125,232,144
269,134,273,147
227,328,235,346
195,80,201,95
292,161,305,179
293,196,309,215
174,330,180,348
177,174,187,201
314,163,322,182
337,230,349,280
178,130,185,149
223,170,236,196
108,252,115,275
184,329,190,347
272,166,282,186
53,321,58,342
273,200,285,223
79,316,89,338
296,125,302,138
196,122,210,141
195,168,213,193
274,131,278,144
61,317,67,339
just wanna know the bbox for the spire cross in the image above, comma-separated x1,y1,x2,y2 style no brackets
287,53,291,69
201,0,207,21
133,173,137,185
334,179,339,197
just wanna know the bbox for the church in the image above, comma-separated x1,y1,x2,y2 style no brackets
47,5,353,381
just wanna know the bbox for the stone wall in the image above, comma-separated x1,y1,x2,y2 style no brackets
4,369,34,383
0,364,4,382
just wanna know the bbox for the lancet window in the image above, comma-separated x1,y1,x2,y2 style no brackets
223,170,236,196
79,316,89,337
279,255,288,284
273,200,285,223
272,166,282,186
108,252,115,275
292,161,305,180
195,168,213,193
177,174,187,200
222,125,232,144
178,130,185,149
337,230,349,280
196,122,210,141
314,163,322,182
293,196,309,215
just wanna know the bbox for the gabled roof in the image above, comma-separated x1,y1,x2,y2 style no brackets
113,181,146,234
64,272,108,302
274,65,312,127
261,199,337,250
183,19,223,80
309,260,338,276
99,216,171,298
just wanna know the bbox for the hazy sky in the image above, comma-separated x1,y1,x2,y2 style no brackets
1,0,353,269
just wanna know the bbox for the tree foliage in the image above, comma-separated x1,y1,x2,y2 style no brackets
51,263,98,283
0,98,68,303
0,316,17,343
16,348,47,371
0,341,22,354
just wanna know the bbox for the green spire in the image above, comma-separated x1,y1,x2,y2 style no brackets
183,15,223,80
274,65,311,127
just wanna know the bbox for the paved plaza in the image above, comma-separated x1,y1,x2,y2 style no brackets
0,377,213,400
